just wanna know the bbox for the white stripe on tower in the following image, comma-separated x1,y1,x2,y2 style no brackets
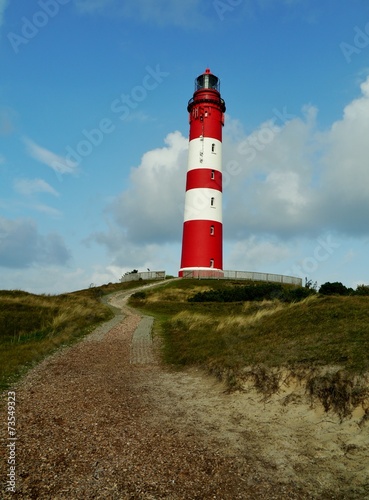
179,68,226,278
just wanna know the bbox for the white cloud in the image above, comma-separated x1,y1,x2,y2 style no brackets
265,170,307,215
32,204,63,217
12,179,62,218
0,0,8,27
320,78,369,198
222,108,318,238
313,76,369,235
23,137,76,175
101,130,187,244
88,264,124,286
222,76,369,239
14,178,59,197
227,237,292,271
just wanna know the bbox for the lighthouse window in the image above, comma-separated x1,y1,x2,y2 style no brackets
210,225,215,235
211,170,215,180
211,143,216,153
210,197,215,207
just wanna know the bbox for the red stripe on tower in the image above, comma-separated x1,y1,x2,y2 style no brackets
179,69,226,278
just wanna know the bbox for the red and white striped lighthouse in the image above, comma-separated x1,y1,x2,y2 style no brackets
179,68,226,278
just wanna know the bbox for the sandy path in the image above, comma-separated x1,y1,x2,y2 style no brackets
1,284,368,499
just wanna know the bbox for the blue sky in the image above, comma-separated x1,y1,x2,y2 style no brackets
1,0,369,293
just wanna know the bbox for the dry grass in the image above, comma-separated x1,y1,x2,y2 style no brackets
154,293,369,373
145,286,212,303
129,282,369,417
165,295,317,338
0,290,113,389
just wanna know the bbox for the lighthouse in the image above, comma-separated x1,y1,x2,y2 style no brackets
179,68,226,278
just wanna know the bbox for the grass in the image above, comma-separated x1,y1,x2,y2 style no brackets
129,280,369,418
0,280,156,390
129,281,369,373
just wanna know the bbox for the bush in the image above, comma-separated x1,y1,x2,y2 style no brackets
188,283,312,303
354,284,369,296
131,291,147,300
319,282,350,296
285,286,316,302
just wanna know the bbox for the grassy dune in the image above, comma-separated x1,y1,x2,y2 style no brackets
129,280,369,373
129,279,369,418
159,295,369,372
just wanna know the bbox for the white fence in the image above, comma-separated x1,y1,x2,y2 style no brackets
120,269,302,286
182,270,302,286
223,270,302,286
120,271,166,283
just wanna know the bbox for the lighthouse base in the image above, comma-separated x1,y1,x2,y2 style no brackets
178,267,224,279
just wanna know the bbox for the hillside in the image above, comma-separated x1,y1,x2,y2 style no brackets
0,281,150,389
129,279,369,420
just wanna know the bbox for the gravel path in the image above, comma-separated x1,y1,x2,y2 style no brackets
130,316,155,365
0,283,353,499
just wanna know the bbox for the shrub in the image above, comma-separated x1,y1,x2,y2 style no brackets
285,286,316,302
319,282,349,296
131,291,147,300
354,284,369,296
188,283,311,303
